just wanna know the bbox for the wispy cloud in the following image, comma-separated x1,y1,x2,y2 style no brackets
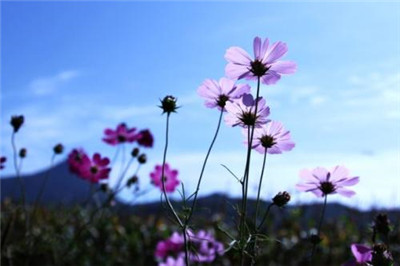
30,70,80,96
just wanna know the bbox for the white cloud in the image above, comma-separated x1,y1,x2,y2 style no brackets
30,70,80,96
343,72,400,119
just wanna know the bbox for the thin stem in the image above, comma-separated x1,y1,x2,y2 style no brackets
310,195,328,258
110,145,120,166
254,149,268,230
257,203,274,231
11,132,25,206
32,153,56,215
240,76,261,265
115,156,134,190
182,225,190,266
186,108,223,223
161,113,183,227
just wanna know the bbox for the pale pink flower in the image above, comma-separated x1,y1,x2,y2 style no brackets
296,166,359,198
225,36,296,85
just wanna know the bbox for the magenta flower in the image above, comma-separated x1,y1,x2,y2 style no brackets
296,166,359,198
80,153,111,183
137,129,154,148
102,123,140,146
68,149,90,176
224,93,270,128
155,230,224,265
243,121,295,154
68,149,111,183
189,230,224,263
351,244,372,264
150,163,180,193
225,36,296,85
197,77,251,109
159,257,185,266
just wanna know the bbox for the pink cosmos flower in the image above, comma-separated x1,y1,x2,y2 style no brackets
68,149,90,176
224,93,270,128
137,129,154,148
80,153,111,183
159,257,185,266
225,36,296,85
197,77,251,110
102,123,140,146
190,230,224,263
296,166,359,198
243,121,295,154
68,149,111,183
351,244,372,264
155,230,224,265
150,163,180,193
0,156,6,170
155,232,184,259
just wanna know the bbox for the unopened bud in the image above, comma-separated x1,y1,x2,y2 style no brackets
53,143,64,154
10,115,24,133
272,191,291,207
138,154,147,164
371,243,393,266
127,175,139,187
131,148,140,157
159,95,178,114
19,148,27,158
373,213,391,236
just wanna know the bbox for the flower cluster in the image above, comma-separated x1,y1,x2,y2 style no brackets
155,230,224,265
198,36,296,155
68,149,111,183
103,123,154,148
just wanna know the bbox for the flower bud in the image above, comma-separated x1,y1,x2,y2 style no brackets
272,191,291,207
131,147,140,157
138,154,147,164
0,156,6,170
373,213,391,236
10,115,24,133
371,243,393,266
53,143,64,154
127,175,139,187
159,95,178,114
19,148,27,158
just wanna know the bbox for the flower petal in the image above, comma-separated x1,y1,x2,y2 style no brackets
269,60,297,74
225,47,252,65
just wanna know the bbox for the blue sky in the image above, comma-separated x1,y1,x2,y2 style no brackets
1,1,399,209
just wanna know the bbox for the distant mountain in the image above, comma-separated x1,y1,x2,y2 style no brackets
1,161,399,227
0,160,94,206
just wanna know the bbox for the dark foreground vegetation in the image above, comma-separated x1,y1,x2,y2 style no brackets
1,195,399,265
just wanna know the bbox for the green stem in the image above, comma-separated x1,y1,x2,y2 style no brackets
32,153,56,216
186,108,223,223
311,195,328,258
257,203,274,231
11,132,25,206
254,149,268,230
182,225,190,266
161,113,183,227
240,76,261,265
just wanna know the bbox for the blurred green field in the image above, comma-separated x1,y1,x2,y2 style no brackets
1,198,399,265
